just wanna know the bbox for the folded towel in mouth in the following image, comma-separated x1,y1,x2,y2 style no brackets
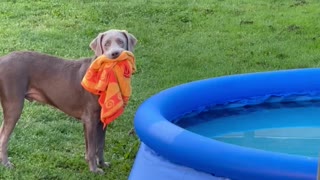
81,51,136,128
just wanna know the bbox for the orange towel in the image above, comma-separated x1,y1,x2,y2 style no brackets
81,51,136,128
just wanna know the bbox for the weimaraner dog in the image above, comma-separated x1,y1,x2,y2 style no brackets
0,29,137,173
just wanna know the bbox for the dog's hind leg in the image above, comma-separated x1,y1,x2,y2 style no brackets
0,83,25,168
0,99,24,168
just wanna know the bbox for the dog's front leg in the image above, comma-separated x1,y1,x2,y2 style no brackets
96,121,109,168
83,116,103,174
83,124,89,163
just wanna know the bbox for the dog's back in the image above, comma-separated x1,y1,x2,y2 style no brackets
0,51,99,119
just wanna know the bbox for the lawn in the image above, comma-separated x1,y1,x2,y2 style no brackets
0,0,319,179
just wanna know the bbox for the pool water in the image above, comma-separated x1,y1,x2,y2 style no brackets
177,101,320,157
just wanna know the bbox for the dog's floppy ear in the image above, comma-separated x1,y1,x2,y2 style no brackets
121,30,137,52
90,33,104,57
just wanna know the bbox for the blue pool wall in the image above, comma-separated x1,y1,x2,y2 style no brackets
129,143,222,180
134,68,320,180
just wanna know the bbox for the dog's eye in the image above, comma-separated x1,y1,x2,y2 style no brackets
117,39,124,47
104,41,111,47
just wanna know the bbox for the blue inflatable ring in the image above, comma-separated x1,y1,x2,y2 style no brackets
134,68,320,180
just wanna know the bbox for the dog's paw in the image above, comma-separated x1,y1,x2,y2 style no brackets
98,161,110,168
2,161,14,169
91,167,104,174
128,128,135,136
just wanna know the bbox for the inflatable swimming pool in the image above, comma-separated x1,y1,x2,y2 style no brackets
130,68,320,180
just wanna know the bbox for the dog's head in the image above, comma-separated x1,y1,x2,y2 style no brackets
90,29,137,59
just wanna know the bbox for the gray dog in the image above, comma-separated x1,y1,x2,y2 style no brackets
0,29,137,173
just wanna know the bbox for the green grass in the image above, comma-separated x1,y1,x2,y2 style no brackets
0,0,319,179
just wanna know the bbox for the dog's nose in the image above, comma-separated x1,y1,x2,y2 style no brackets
111,51,120,59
